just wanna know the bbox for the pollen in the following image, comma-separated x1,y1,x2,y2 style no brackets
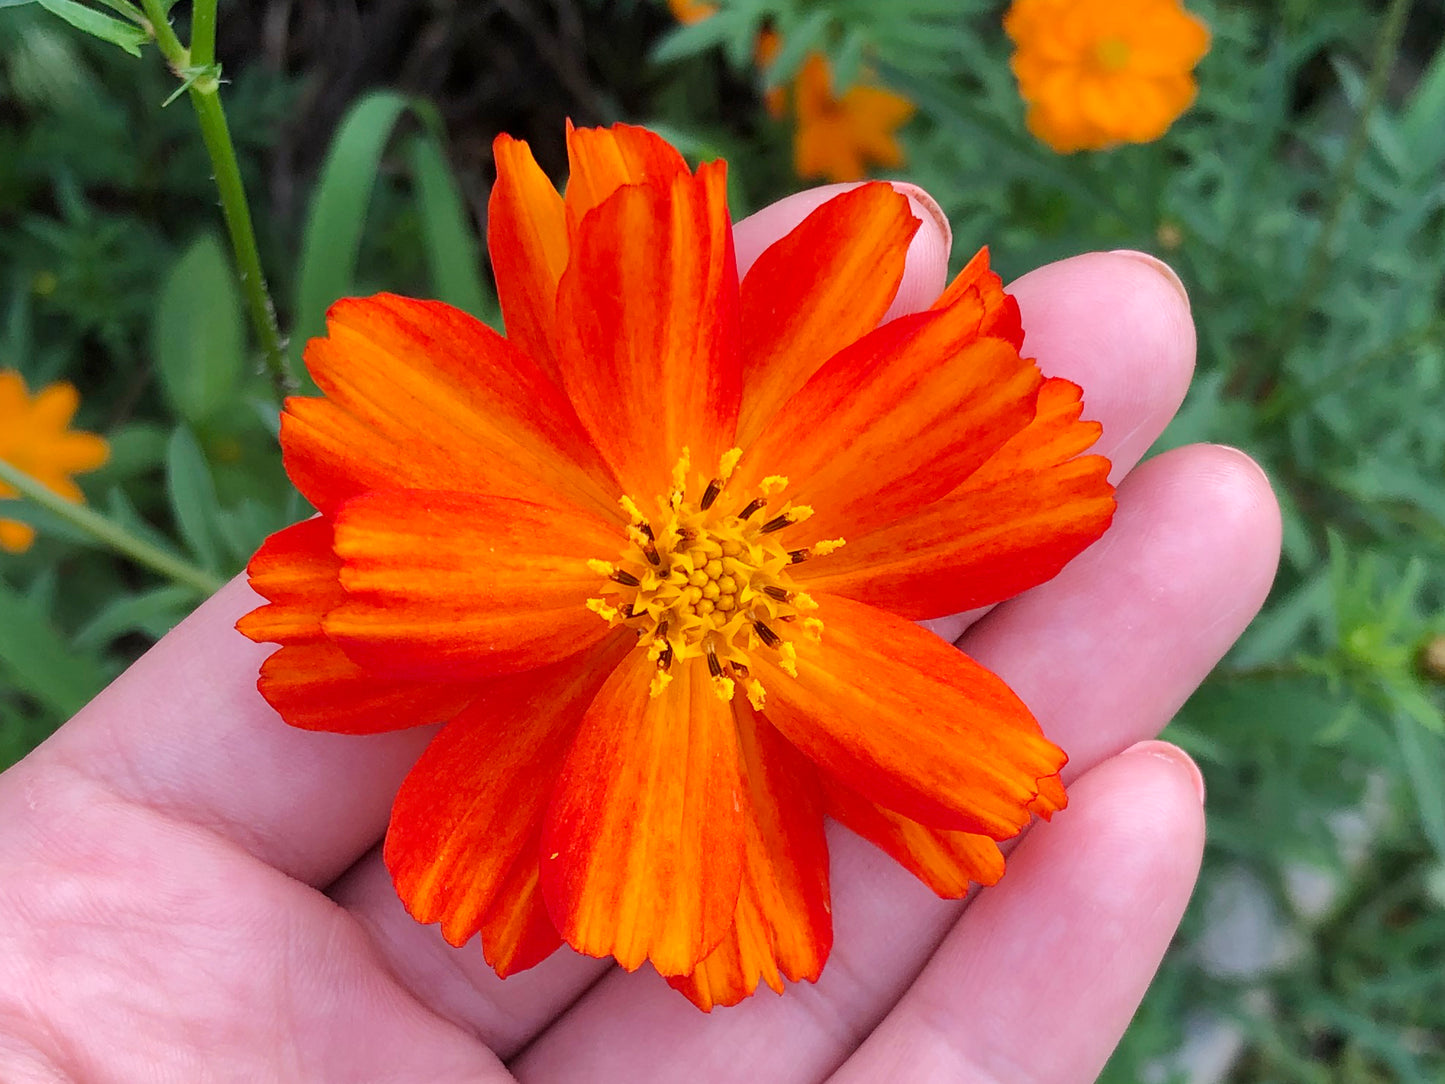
587,448,844,699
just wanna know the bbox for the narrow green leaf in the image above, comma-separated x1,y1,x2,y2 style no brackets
293,90,412,369
0,577,112,718
153,233,245,424
72,584,195,649
405,132,489,318
165,425,224,573
36,0,148,56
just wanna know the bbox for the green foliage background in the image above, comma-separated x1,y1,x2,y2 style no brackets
0,0,1442,1078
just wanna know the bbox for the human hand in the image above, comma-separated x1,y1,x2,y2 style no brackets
0,190,1279,1083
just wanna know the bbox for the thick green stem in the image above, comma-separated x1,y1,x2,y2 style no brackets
140,0,292,399
0,460,225,597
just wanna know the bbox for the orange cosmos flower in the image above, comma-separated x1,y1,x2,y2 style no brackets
1004,0,1211,153
792,52,915,182
0,370,109,553
238,123,1115,1009
666,0,716,24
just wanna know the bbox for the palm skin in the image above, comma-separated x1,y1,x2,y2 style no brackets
0,188,1280,1084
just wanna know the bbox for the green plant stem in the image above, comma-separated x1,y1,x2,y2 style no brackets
0,460,224,596
188,0,216,69
1260,0,1415,392
139,0,292,399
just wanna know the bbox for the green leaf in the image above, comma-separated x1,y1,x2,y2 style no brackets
405,132,490,318
0,576,112,718
72,584,194,649
153,233,245,424
165,425,225,574
35,0,149,57
293,89,412,370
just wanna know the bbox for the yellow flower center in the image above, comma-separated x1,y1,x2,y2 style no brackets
587,449,843,706
1094,36,1132,72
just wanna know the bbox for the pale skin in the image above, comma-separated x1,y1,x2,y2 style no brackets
0,185,1281,1083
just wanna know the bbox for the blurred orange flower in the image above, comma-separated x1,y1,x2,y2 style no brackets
239,123,1114,1009
662,2,913,181
793,52,915,182
0,371,109,553
1004,0,1210,153
666,0,715,25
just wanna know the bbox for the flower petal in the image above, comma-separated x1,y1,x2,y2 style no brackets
287,294,618,521
752,593,1067,837
931,247,1024,350
668,704,832,1010
541,652,746,975
322,489,619,681
488,134,570,380
384,636,630,969
238,518,476,732
735,183,919,447
794,377,1115,618
734,290,1042,545
554,160,742,498
563,121,691,222
822,773,1004,898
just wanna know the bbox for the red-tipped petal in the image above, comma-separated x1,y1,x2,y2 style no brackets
736,183,918,446
931,247,1024,350
563,121,691,222
488,134,570,380
287,294,618,521
384,636,629,967
795,378,1115,618
323,489,620,681
823,774,1005,898
753,593,1067,837
238,518,476,732
555,162,742,498
669,705,832,1010
541,652,746,975
733,291,1042,546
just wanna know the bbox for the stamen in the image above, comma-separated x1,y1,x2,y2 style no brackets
700,478,722,511
763,585,791,601
705,643,723,678
611,569,640,587
641,537,661,566
657,641,674,669
739,497,767,520
789,548,809,564
753,620,781,648
759,514,792,534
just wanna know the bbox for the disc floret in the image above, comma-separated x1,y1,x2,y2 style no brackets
587,449,843,704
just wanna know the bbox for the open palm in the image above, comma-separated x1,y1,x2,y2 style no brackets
0,191,1279,1083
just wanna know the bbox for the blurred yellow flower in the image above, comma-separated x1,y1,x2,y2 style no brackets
793,53,915,183
1004,0,1210,153
0,371,109,553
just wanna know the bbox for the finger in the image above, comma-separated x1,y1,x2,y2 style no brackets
733,181,952,320
1,578,438,887
921,250,1195,644
509,444,1278,1083
829,741,1206,1084
329,847,610,1059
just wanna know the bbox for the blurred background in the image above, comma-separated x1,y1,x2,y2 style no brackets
1,0,1442,1079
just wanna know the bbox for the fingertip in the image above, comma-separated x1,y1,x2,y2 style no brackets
1119,739,1206,806
732,181,951,317
1008,251,1198,478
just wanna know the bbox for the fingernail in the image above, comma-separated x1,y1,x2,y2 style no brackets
1122,739,1206,805
888,181,952,256
1109,249,1190,311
